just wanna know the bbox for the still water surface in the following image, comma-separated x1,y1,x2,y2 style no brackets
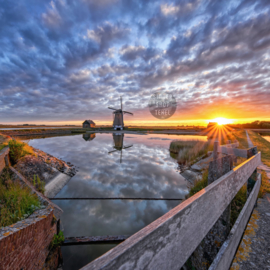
29,133,207,269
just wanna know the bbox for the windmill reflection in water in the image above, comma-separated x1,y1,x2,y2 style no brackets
108,133,133,163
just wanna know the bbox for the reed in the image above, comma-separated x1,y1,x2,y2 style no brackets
170,140,213,165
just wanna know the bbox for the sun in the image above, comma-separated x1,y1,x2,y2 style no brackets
212,117,233,125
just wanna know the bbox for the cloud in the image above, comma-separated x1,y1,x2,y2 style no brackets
1,0,270,124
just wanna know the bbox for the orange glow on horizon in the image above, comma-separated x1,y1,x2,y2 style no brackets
211,117,233,126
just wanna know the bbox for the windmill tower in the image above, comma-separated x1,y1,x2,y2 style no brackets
108,97,133,130
108,133,133,163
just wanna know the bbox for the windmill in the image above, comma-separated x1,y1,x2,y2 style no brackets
108,97,133,130
108,133,133,163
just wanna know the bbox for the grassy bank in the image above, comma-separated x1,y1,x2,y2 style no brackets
225,130,249,149
247,130,270,167
0,168,41,227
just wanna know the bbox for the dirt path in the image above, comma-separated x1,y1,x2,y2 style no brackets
245,130,254,148
231,131,270,269
230,194,270,270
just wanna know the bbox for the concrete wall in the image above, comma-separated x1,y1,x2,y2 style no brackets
0,146,9,174
0,167,63,270
81,152,261,270
217,145,257,159
0,206,57,270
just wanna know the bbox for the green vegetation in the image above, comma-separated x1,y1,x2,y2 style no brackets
247,130,270,167
0,168,41,227
230,186,247,228
8,139,35,164
258,171,270,198
50,231,65,249
170,140,213,165
189,170,208,197
32,175,45,194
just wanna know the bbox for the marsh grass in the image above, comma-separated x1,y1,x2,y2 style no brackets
170,140,213,165
8,139,35,164
0,168,41,227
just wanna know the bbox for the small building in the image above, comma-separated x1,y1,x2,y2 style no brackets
82,120,96,128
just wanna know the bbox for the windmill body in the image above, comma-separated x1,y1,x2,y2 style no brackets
108,97,133,130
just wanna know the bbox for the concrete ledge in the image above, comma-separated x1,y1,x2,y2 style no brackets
0,146,9,174
81,153,261,270
209,173,261,270
45,172,72,198
217,145,257,159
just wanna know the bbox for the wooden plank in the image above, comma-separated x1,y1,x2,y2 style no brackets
209,173,261,270
81,152,261,270
62,235,130,246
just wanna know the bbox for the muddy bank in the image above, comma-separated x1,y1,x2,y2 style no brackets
1,129,74,137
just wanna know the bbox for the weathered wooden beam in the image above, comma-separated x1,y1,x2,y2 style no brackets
81,152,261,270
209,173,261,270
49,197,183,201
62,235,130,246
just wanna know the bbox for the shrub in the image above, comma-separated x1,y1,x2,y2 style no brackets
50,231,65,249
0,168,41,227
8,139,34,164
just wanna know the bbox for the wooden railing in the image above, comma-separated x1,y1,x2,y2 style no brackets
81,152,261,270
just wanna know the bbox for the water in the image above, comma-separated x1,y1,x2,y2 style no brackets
28,133,207,269
263,136,270,142
0,126,74,130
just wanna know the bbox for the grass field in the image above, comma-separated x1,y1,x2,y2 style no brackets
247,130,270,167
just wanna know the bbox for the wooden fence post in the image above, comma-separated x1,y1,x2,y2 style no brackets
247,146,258,198
191,142,233,270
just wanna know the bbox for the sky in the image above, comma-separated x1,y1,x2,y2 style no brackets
1,0,270,126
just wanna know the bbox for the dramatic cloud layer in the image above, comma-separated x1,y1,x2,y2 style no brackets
1,0,270,124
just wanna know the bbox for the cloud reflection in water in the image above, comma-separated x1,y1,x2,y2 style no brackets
29,133,206,269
